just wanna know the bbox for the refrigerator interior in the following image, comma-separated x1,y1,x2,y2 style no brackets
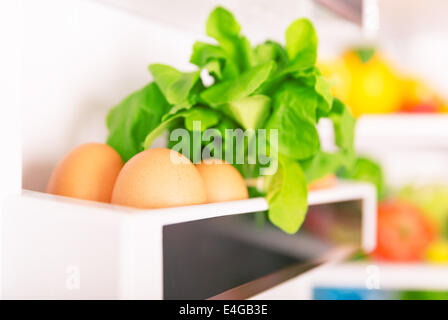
1,0,380,299
3,0,448,300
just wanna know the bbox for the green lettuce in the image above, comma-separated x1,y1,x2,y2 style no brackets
106,83,170,161
265,156,308,234
105,6,371,234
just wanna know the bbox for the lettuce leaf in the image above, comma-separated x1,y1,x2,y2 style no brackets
200,61,275,107
106,83,170,161
285,18,318,70
265,81,320,159
265,156,308,234
143,107,221,149
301,151,342,183
330,98,355,152
266,105,320,160
254,41,289,69
148,64,201,111
206,6,255,73
190,41,239,81
339,156,385,199
224,95,271,130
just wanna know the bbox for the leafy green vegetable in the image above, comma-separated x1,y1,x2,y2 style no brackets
265,156,308,234
190,42,226,67
254,41,289,69
225,95,271,129
301,151,342,183
293,68,333,114
273,81,319,122
329,98,356,166
339,156,385,199
148,64,201,110
206,6,254,73
200,61,274,107
190,42,238,81
105,6,374,235
330,98,355,149
143,107,221,149
148,64,182,97
266,83,320,159
285,18,318,69
260,67,332,117
106,83,170,161
355,47,376,63
314,74,333,113
268,113,319,160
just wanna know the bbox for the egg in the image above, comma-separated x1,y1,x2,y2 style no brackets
111,148,207,208
196,159,248,203
308,174,337,191
46,143,124,202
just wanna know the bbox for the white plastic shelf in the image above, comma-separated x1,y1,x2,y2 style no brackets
312,262,448,291
356,114,448,150
290,261,448,300
2,181,376,299
353,114,448,188
250,261,448,300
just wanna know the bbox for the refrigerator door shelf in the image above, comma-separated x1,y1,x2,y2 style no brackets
2,181,376,299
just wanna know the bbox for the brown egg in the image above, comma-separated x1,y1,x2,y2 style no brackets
46,143,124,202
196,159,248,203
111,148,207,208
308,174,337,191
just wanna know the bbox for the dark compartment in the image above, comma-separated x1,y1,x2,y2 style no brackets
163,201,361,299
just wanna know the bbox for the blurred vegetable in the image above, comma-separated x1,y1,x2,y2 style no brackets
339,156,386,200
354,47,375,63
400,78,441,113
441,99,448,113
399,185,448,238
426,240,448,264
320,48,448,116
400,290,448,300
320,49,402,117
373,199,437,262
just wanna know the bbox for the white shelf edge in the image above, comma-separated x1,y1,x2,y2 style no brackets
21,181,374,223
310,261,448,290
356,114,448,149
20,181,377,252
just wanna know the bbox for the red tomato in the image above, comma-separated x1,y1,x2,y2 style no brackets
373,199,437,262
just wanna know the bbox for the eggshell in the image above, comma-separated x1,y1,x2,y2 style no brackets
46,143,124,202
308,174,337,191
196,159,248,203
111,148,207,208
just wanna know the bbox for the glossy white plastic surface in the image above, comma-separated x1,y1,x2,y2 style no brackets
2,181,376,299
